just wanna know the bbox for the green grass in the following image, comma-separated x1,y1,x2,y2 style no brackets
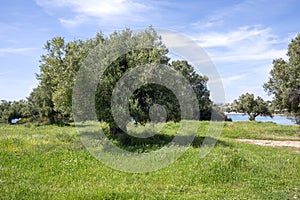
221,121,300,140
0,122,299,199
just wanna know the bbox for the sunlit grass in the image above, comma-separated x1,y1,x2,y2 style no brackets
221,121,300,140
0,122,299,199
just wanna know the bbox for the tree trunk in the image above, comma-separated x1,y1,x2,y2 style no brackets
295,115,300,125
249,114,256,121
110,124,127,135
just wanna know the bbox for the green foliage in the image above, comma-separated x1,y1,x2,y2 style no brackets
235,93,272,121
0,100,35,124
170,60,212,120
0,100,11,123
30,27,212,130
93,27,170,132
30,35,104,124
264,34,300,122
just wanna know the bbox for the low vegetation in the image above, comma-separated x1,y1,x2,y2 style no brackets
1,121,299,199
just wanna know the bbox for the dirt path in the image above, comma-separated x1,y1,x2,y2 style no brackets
236,139,300,148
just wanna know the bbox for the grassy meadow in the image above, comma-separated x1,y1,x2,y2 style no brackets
0,121,299,199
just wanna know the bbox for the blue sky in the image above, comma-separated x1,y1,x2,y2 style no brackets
1,0,300,103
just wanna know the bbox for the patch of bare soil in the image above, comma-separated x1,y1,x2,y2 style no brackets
236,139,300,148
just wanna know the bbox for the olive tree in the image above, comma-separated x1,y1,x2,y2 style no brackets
264,34,300,124
235,93,272,121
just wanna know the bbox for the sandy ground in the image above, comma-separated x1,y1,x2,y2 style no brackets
236,139,300,148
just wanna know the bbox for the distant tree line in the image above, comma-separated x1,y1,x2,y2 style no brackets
0,100,37,124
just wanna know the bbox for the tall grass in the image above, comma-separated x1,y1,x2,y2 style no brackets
0,122,299,199
221,121,300,140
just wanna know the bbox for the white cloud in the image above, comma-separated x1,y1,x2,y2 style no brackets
0,71,12,76
186,25,292,102
222,74,246,84
195,26,276,47
191,26,288,63
210,49,287,63
70,0,147,17
0,47,36,56
0,23,20,34
190,1,255,31
59,15,88,28
35,0,152,27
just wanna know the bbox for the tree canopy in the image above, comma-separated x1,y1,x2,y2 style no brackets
1,27,215,130
0,100,34,124
234,93,272,121
264,34,300,123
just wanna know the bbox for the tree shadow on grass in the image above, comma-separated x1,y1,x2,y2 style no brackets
76,122,230,152
192,136,230,148
79,130,230,153
115,134,231,153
